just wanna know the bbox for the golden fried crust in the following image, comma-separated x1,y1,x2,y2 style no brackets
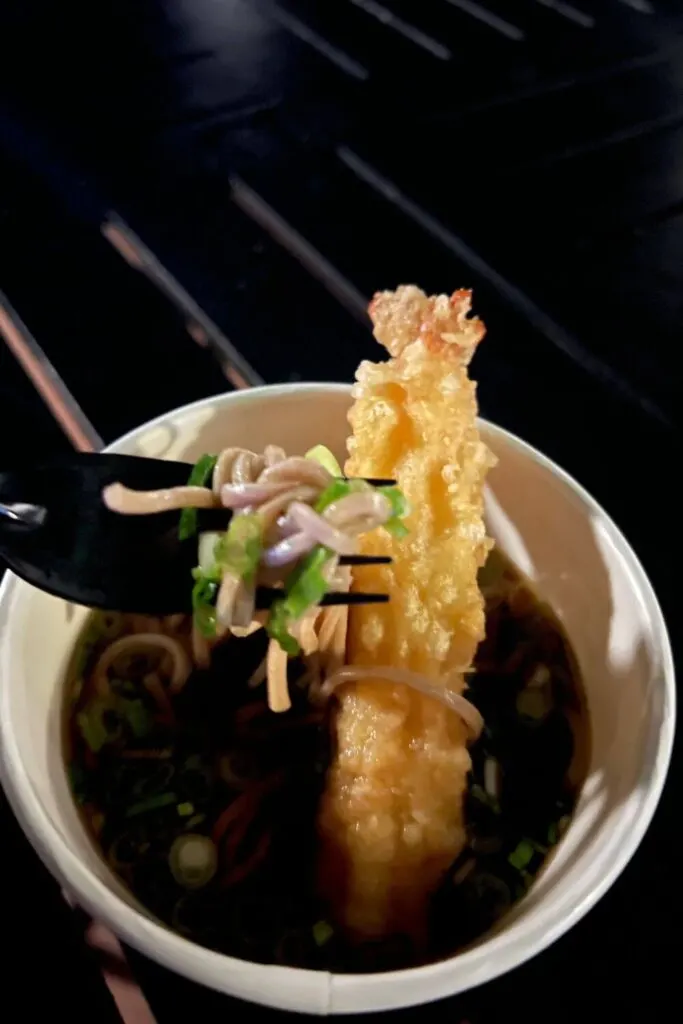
317,286,495,941
369,285,485,362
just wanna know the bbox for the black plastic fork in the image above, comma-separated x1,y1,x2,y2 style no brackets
0,453,391,613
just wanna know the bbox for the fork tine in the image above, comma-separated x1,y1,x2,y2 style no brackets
338,555,392,566
320,592,389,606
256,587,389,609
351,477,396,486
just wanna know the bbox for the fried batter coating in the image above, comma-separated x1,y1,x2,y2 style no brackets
318,286,495,941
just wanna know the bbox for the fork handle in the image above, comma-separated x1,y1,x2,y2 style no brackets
0,501,47,529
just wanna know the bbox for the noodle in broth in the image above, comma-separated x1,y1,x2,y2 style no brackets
64,548,589,971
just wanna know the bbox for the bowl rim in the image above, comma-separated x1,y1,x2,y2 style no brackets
0,382,675,1014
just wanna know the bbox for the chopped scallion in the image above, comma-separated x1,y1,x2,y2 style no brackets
516,686,552,721
197,531,222,576
125,792,177,818
177,801,195,818
508,839,535,871
178,454,217,541
305,445,342,477
266,600,300,656
169,834,217,889
315,479,351,512
185,813,206,831
312,920,334,947
77,698,122,752
378,485,410,537
191,575,219,637
118,698,152,739
215,513,262,581
267,545,333,653
77,708,109,753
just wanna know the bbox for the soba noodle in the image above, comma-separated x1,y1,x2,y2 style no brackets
65,286,589,971
64,552,588,971
103,445,482,730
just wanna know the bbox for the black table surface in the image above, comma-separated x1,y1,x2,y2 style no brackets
0,1,679,1021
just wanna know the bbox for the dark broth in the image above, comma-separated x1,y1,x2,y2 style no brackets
63,552,589,971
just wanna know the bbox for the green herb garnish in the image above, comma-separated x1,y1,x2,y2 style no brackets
508,839,535,871
312,920,334,947
314,478,368,513
267,545,334,654
215,513,262,581
76,701,118,753
378,485,410,537
126,792,177,818
118,698,152,739
305,445,342,477
178,454,217,541
191,575,219,637
191,515,262,636
266,600,301,656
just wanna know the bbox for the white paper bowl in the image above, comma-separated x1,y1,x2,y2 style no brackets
0,384,675,1014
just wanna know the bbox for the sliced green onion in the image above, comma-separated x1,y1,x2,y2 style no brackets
314,477,369,513
312,920,334,947
118,698,152,739
78,695,153,751
77,698,123,752
305,444,342,477
516,686,552,721
267,545,333,653
378,485,410,537
314,479,351,512
508,839,535,871
378,485,409,518
267,601,300,656
177,801,195,818
215,513,262,581
547,822,559,846
178,454,217,541
169,834,217,889
192,517,262,637
191,575,219,637
77,709,109,753
385,520,409,539
185,813,206,830
126,791,177,818
284,545,333,619
197,531,222,576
